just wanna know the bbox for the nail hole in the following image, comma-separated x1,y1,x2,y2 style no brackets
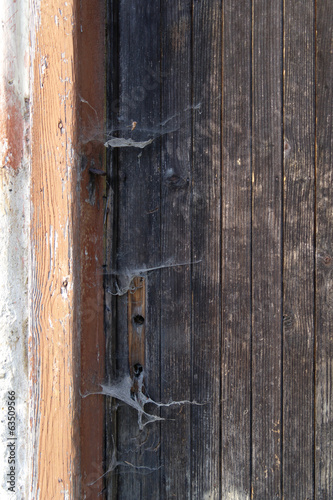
165,173,188,189
133,363,143,377
133,314,144,325
322,255,332,266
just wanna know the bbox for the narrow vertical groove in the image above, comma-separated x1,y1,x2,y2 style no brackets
158,2,162,496
313,0,317,496
190,3,194,498
250,0,254,495
113,7,120,497
220,0,224,495
281,0,285,497
105,1,120,496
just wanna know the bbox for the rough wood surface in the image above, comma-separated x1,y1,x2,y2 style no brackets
251,1,283,497
105,1,119,498
315,0,333,497
283,0,315,497
30,1,80,497
104,1,333,498
191,1,222,498
106,1,162,499
221,0,252,497
159,2,192,499
78,0,106,498
128,277,146,380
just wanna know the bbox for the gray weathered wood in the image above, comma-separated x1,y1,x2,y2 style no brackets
191,1,222,498
221,0,252,497
315,0,333,497
104,1,333,498
159,1,192,498
252,1,283,497
283,1,315,497
106,2,162,498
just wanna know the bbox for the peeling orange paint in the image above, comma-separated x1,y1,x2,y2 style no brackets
30,0,80,498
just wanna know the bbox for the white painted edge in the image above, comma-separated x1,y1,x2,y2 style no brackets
0,1,31,498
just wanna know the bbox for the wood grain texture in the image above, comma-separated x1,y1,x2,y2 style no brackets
128,277,146,380
251,1,283,497
315,0,333,497
30,1,80,497
283,1,315,497
103,2,333,498
78,0,106,498
221,0,252,497
191,1,222,498
159,2,192,498
106,1,162,498
105,1,119,497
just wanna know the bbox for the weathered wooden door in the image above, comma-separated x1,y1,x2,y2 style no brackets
99,1,333,499
9,0,329,497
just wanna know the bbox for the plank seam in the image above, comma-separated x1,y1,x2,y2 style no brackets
313,0,318,496
250,1,254,495
281,1,285,498
220,0,224,497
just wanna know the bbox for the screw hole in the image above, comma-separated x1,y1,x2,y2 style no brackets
133,363,143,377
133,314,144,325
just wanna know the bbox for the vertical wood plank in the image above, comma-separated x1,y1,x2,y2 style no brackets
315,0,333,497
105,0,119,497
252,1,283,497
109,2,162,499
102,3,333,498
78,0,106,497
159,2,192,498
283,1,315,497
191,1,222,498
30,1,80,497
221,0,252,497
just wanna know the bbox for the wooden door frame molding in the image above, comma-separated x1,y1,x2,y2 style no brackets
29,0,106,497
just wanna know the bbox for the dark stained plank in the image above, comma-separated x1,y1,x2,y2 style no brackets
315,0,333,497
251,1,283,497
106,2,162,498
191,1,222,499
283,1,315,497
159,2,192,498
77,0,106,498
102,2,333,498
105,2,119,498
221,0,252,497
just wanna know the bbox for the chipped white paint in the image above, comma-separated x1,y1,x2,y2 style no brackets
0,0,30,498
60,489,70,500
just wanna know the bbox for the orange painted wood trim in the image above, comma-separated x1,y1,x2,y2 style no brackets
30,0,106,496
30,1,81,497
